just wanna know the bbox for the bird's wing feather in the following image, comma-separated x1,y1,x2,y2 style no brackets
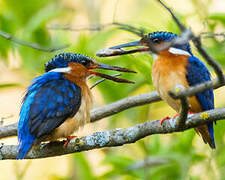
27,72,81,139
186,56,215,148
186,56,214,110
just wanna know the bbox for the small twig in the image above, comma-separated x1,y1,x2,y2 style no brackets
48,25,105,31
192,36,225,83
170,76,225,100
157,28,193,52
0,31,69,52
90,73,122,89
112,22,146,37
176,97,189,128
112,0,120,22
127,156,169,171
49,22,147,37
0,115,13,127
157,0,186,31
200,32,225,39
168,86,189,129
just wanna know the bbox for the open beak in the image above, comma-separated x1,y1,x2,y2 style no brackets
96,40,149,57
88,62,136,84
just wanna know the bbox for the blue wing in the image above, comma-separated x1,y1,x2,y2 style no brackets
186,56,215,148
17,72,81,159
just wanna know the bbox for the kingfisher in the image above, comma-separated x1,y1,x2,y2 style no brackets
17,53,135,159
96,31,215,149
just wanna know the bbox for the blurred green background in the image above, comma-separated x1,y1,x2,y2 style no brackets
0,0,225,179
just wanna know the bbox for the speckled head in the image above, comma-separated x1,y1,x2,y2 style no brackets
45,53,94,72
141,31,192,55
96,31,193,57
45,53,136,84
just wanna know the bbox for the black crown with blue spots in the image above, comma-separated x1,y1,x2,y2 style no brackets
142,31,192,55
45,53,93,72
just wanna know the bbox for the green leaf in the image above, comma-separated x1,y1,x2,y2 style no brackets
208,13,225,26
72,153,96,180
0,83,20,89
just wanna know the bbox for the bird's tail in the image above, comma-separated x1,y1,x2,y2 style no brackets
17,135,34,159
195,122,215,149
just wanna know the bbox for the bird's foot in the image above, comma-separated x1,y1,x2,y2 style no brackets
159,114,179,127
159,116,170,127
187,111,195,118
63,136,77,148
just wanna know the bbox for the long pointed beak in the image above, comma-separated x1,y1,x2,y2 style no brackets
89,71,135,84
95,63,136,73
110,41,141,49
96,40,149,57
88,62,136,84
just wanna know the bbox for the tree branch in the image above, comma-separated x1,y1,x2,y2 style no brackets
0,91,161,139
0,107,224,160
169,86,189,129
127,156,169,171
49,22,147,37
0,30,69,52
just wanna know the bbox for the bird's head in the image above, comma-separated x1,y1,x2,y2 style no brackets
45,53,135,83
96,31,192,57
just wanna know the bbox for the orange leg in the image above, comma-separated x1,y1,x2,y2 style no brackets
159,116,170,126
159,114,179,126
159,112,196,127
63,136,77,148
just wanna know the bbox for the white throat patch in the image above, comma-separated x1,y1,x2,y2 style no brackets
50,67,71,73
152,53,158,61
168,47,191,56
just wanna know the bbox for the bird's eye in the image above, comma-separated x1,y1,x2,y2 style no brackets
152,38,160,43
80,59,90,66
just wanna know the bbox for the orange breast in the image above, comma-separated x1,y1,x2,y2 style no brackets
152,51,202,112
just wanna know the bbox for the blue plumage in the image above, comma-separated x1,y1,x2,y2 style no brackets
145,32,215,147
186,56,215,148
99,30,217,148
17,71,81,159
17,91,36,159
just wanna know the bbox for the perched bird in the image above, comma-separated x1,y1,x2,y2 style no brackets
96,31,215,149
17,53,135,159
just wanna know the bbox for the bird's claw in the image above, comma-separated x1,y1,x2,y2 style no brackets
159,114,179,127
159,116,170,127
63,136,77,148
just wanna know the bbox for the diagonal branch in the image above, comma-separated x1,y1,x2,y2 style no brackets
0,30,69,52
192,36,225,83
0,107,224,160
157,0,186,31
169,86,189,129
0,91,161,139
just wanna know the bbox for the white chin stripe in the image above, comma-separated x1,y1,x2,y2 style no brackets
50,67,71,73
168,47,191,56
152,53,158,61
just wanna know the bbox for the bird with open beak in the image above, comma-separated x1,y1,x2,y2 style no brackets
17,53,135,159
96,31,216,149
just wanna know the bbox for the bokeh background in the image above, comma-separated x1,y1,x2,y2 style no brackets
0,0,225,179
